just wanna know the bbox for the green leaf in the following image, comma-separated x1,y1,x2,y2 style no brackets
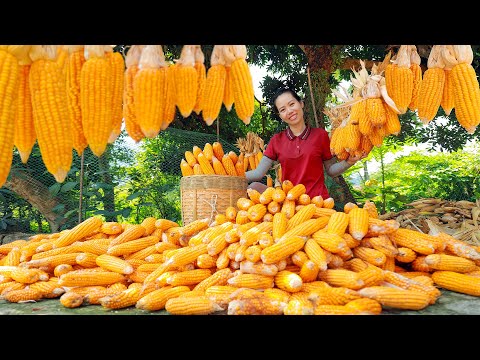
49,183,61,196
61,182,78,192
126,192,141,201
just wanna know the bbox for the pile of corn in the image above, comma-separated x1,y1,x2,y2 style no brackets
0,44,256,188
1,182,480,315
180,142,245,177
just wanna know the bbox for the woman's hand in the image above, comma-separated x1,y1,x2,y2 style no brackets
346,152,367,165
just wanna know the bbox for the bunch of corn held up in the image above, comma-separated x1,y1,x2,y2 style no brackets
1,184,480,314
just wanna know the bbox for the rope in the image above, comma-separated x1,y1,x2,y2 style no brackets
306,66,320,128
203,194,219,224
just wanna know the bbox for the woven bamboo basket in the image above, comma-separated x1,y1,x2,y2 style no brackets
180,175,248,225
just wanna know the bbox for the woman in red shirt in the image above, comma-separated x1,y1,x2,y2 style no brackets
246,87,365,198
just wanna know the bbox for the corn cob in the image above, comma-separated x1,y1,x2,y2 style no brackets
29,45,72,182
408,45,423,111
417,45,445,124
431,270,480,297
104,49,125,144
384,45,413,114
52,216,103,249
133,45,167,138
14,61,36,164
192,46,206,115
174,45,198,118
123,45,145,142
223,45,254,125
79,45,114,157
201,45,226,125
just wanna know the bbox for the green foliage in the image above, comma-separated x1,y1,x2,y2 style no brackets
347,147,480,214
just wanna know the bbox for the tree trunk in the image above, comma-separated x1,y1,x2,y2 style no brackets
301,45,359,206
97,153,116,222
4,172,66,232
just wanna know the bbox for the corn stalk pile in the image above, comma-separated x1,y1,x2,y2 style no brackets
380,198,480,245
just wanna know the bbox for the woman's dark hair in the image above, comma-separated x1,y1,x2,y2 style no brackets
271,86,302,114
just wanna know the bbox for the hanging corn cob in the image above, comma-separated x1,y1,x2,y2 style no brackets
13,46,36,164
222,47,235,112
0,46,20,187
441,45,480,134
105,46,125,144
408,45,423,112
384,45,413,114
80,45,113,157
192,46,206,115
201,45,227,126
65,45,88,156
440,45,455,116
417,45,446,125
134,45,168,138
225,45,255,125
175,45,198,118
29,45,72,183
161,61,178,131
123,45,145,143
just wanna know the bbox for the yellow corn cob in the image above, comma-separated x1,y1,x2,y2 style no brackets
424,254,477,273
431,270,480,297
225,45,254,125
260,235,305,265
348,207,370,241
384,46,413,114
106,49,125,144
244,245,262,263
358,286,430,310
201,45,226,125
109,224,146,247
3,288,42,303
451,60,480,133
174,45,198,118
95,254,134,275
30,278,65,299
160,63,178,131
318,269,365,290
223,65,235,112
14,64,36,164
60,291,84,308
193,46,206,115
165,296,223,315
133,45,167,138
100,222,122,235
365,97,386,126
52,216,103,249
29,45,73,183
382,270,441,304
180,159,194,176
136,285,191,311
303,238,328,271
417,67,445,124
123,45,145,143
212,155,227,175
441,69,455,116
75,252,98,268
308,286,361,306
155,218,179,231
72,240,109,256
53,264,74,277
298,260,319,282
10,267,40,284
79,45,113,157
195,253,217,269
197,152,215,175
166,268,212,287
227,273,274,289
58,270,125,287
140,217,157,236
221,154,237,176
285,204,317,231
98,286,141,309
391,228,436,255
274,270,303,293
408,46,423,111
352,246,387,267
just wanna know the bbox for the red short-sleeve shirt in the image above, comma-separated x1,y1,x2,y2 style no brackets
263,125,333,198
